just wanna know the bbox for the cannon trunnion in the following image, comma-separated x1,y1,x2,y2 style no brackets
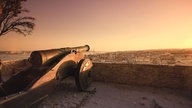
0,45,93,108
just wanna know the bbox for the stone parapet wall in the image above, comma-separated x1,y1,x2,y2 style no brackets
0,59,31,81
92,63,192,91
1,60,192,92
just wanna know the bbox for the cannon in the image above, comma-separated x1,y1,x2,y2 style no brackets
0,45,93,108
30,45,90,66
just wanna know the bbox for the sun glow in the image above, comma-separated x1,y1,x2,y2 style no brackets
185,39,192,48
0,0,192,51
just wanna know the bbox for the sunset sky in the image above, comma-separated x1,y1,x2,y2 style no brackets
0,0,192,51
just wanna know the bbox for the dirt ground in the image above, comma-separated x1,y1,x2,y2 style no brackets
38,80,192,108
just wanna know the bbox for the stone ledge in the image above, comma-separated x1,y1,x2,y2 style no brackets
92,63,192,92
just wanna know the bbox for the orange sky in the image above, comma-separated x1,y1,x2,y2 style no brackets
0,0,192,51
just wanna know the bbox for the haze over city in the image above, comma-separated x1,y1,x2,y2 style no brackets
0,0,192,51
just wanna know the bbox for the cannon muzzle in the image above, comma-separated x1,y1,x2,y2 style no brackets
29,45,90,66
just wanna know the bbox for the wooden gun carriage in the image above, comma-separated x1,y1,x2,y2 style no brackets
0,45,93,108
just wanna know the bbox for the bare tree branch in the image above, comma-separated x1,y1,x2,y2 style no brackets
0,0,35,37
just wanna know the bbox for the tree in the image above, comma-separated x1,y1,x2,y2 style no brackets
0,0,35,36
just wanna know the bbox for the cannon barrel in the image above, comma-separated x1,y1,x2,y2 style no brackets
30,45,90,66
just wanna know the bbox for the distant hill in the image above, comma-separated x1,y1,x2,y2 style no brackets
0,51,31,55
